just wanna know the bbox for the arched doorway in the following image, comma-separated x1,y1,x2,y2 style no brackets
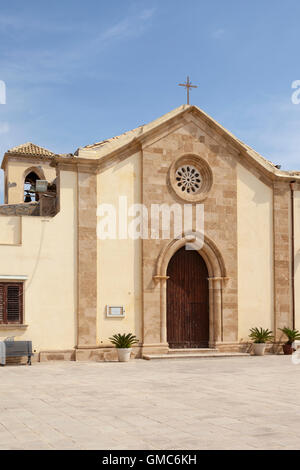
167,246,209,348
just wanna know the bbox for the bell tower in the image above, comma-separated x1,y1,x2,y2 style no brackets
1,143,57,204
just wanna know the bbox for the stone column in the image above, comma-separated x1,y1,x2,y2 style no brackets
159,276,170,344
273,181,292,338
77,167,98,348
208,278,223,345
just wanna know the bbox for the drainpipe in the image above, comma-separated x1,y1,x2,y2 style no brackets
290,181,296,329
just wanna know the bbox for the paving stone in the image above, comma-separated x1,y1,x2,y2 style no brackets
0,356,299,449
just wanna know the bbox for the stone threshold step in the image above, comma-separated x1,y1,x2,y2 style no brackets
143,352,250,360
169,348,218,354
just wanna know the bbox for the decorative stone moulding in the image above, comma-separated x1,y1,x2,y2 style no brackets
153,275,170,282
168,153,213,202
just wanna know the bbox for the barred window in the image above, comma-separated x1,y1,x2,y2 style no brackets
0,283,23,324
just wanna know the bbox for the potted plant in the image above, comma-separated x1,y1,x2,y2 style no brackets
109,333,139,362
249,327,273,356
279,327,300,355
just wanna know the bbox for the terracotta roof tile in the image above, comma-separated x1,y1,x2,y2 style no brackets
7,142,55,157
84,126,143,150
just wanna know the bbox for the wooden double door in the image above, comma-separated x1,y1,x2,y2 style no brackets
167,247,209,348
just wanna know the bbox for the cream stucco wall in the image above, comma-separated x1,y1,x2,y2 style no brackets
97,153,142,346
294,191,300,330
0,170,77,352
5,159,57,204
0,216,21,245
237,164,274,340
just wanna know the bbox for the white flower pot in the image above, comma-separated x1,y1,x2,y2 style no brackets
117,348,132,362
253,343,266,356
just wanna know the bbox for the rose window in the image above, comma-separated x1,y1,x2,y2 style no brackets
175,165,202,194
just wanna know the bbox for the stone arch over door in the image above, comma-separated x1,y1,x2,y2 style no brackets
155,235,228,347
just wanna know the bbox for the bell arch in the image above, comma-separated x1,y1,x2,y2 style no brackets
23,167,45,202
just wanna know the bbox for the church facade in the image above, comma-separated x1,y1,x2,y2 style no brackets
0,105,299,361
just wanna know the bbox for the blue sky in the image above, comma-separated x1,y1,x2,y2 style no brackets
0,0,300,202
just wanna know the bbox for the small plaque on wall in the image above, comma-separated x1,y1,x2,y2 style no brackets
106,305,125,318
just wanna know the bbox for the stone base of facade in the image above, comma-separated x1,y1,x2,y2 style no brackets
215,342,285,354
29,342,288,363
75,345,142,362
215,342,248,353
36,344,167,362
39,350,76,361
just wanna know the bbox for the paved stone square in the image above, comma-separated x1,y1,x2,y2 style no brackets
0,356,299,450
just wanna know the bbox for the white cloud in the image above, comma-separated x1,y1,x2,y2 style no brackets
0,6,158,206
0,8,156,86
0,122,9,134
211,28,225,39
0,14,80,33
99,8,156,43
100,19,132,42
0,15,23,30
221,95,300,171
139,8,156,21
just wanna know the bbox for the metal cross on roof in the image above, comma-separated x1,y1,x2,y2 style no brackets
178,76,197,105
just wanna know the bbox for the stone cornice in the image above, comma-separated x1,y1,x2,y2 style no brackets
1,153,55,169
50,157,98,174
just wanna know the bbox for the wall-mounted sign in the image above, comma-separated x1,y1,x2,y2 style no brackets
106,305,125,318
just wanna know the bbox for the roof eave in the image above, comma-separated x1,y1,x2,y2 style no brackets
72,104,300,181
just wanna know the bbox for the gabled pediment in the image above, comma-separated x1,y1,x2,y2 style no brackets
75,105,299,180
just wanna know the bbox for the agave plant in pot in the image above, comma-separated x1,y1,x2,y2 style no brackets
279,327,300,355
249,327,273,356
109,333,139,362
